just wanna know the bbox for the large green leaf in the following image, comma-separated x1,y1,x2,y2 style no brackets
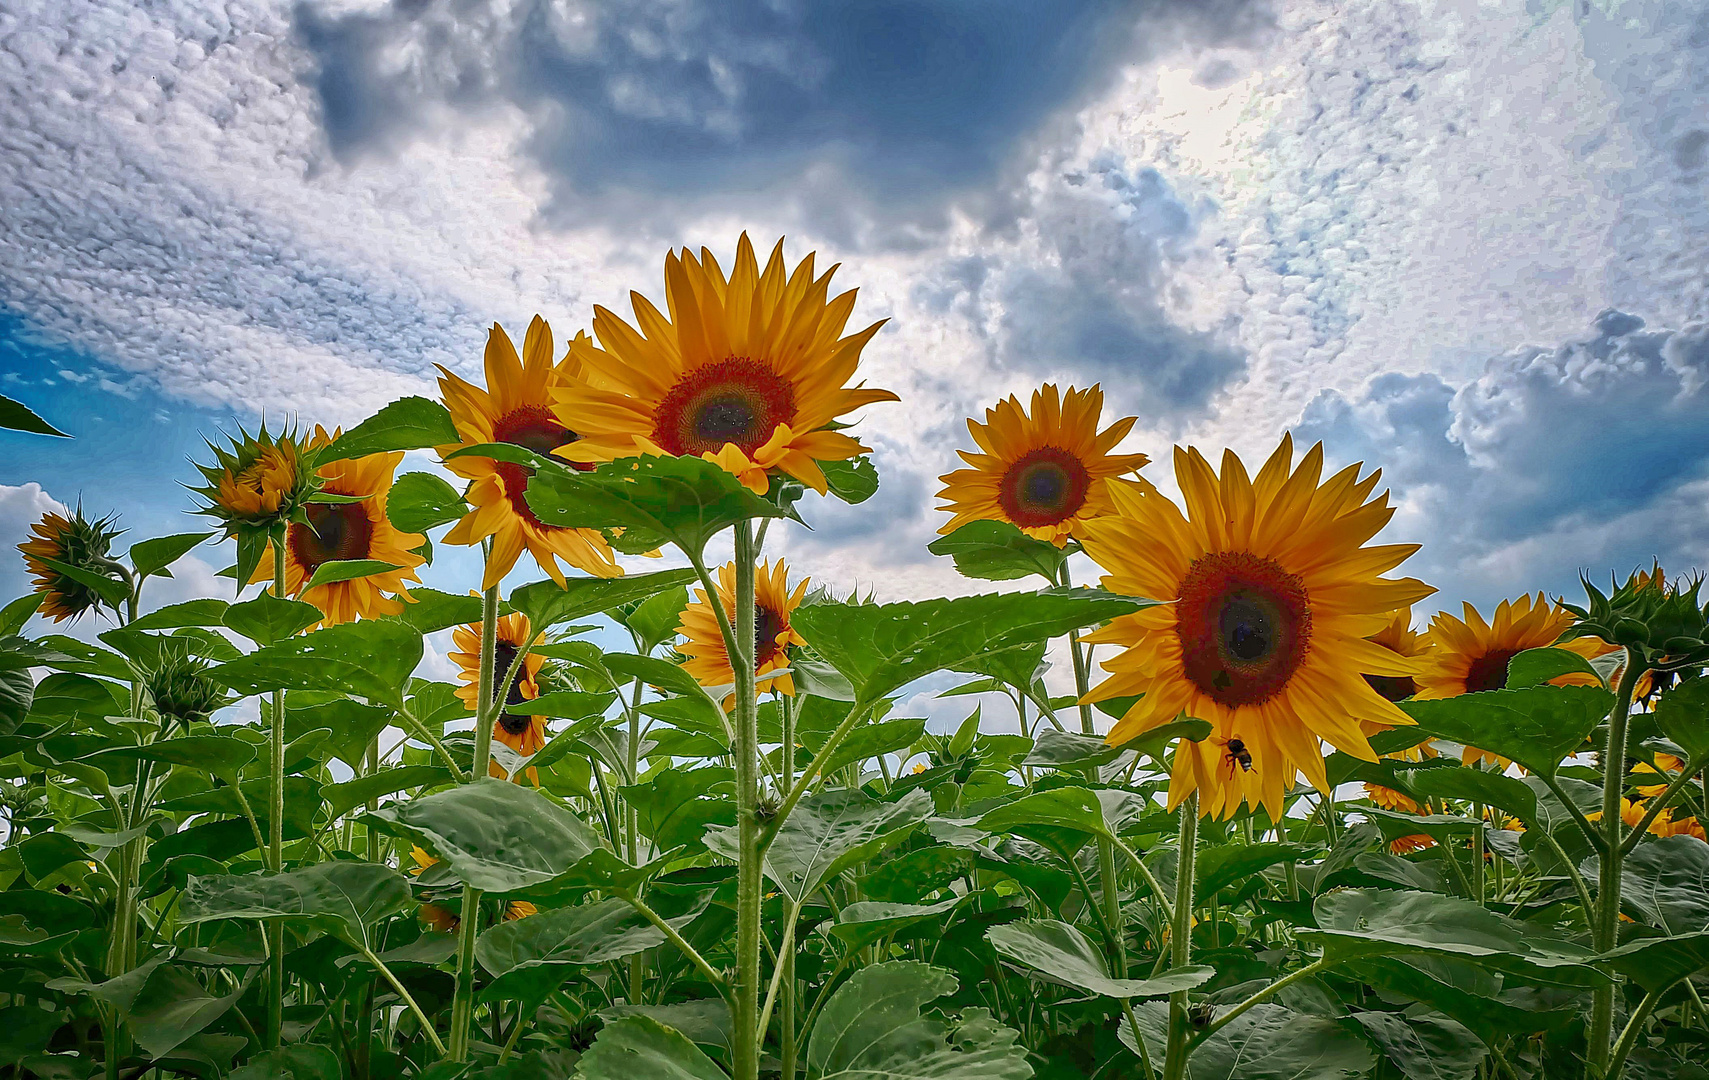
128,599,230,631
1194,843,1316,905
127,533,214,582
927,521,1068,583
387,471,468,533
228,1045,343,1080
0,595,41,638
1600,931,1709,993
387,588,485,635
322,766,450,820
289,697,393,770
88,958,255,1060
974,786,1118,856
304,559,405,590
1654,677,1709,759
620,767,734,855
0,668,30,732
210,620,423,705
576,1015,726,1080
986,919,1211,999
477,897,687,1001
365,778,602,893
708,788,931,903
806,961,1032,1080
1399,686,1612,777
1400,766,1538,826
222,593,325,646
1022,729,1123,771
1621,835,1709,935
511,567,698,632
1347,1010,1486,1080
821,456,880,505
822,717,927,776
317,396,458,463
0,393,68,437
794,588,1148,703
180,861,412,951
831,899,962,951
516,450,789,554
1505,648,1601,690
1302,888,1604,986
1124,1000,1375,1080
600,1001,732,1054
89,736,257,780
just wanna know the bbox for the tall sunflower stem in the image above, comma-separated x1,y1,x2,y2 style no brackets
1162,794,1199,1080
266,539,287,1050
447,580,501,1061
1588,650,1644,1076
730,521,763,1080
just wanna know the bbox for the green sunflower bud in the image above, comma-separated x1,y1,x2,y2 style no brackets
144,644,226,727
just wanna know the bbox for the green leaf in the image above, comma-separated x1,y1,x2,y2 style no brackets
822,717,928,776
228,1044,343,1080
289,697,393,770
927,520,1067,583
616,585,691,653
0,595,42,638
806,961,1032,1080
40,558,130,609
387,587,486,635
821,456,880,505
511,567,698,632
1302,888,1604,985
386,471,468,533
476,897,684,1002
1600,931,1709,993
0,668,31,732
223,593,324,646
1348,1010,1486,1080
89,960,255,1060
1622,835,1709,935
517,451,790,554
210,620,424,705
1400,766,1538,825
1506,647,1600,690
304,559,404,589
1654,677,1709,759
709,788,931,904
322,766,450,820
831,899,962,951
16,832,87,882
794,588,1148,704
1021,729,1122,770
365,778,602,893
975,786,1114,855
179,861,414,951
600,1001,731,1054
620,767,735,855
127,532,215,583
128,599,230,631
1194,843,1317,905
986,919,1212,999
317,396,458,463
0,394,68,437
1124,1001,1375,1080
89,736,257,781
517,690,616,721
1399,685,1613,777
576,1015,725,1080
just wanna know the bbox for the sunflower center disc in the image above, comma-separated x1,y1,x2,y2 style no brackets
1176,551,1312,707
1464,648,1519,693
654,357,798,457
997,447,1091,528
491,639,534,731
492,405,585,530
754,604,788,668
290,502,373,578
1364,673,1418,702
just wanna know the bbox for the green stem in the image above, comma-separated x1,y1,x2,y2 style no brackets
1121,998,1158,1080
1062,563,1127,977
267,540,287,1050
1161,794,1199,1080
1188,957,1333,1049
1588,650,1644,1074
731,520,762,1080
617,890,729,998
446,581,500,1061
781,695,799,1080
1621,753,1708,856
361,945,447,1056
757,900,802,1042
1606,983,1665,1080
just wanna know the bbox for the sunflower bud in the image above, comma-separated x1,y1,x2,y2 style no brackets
144,644,225,727
190,424,321,589
16,506,125,622
1562,568,1709,668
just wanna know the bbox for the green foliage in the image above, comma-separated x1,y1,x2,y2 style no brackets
316,396,459,463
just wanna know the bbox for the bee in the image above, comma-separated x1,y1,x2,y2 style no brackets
1225,738,1253,772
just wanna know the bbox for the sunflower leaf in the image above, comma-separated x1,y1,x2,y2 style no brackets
575,1015,726,1080
127,532,213,581
793,588,1149,705
806,961,1032,1080
179,861,414,952
1506,647,1601,689
831,898,962,950
510,567,697,632
386,587,486,635
476,897,694,1003
821,456,880,505
0,394,69,437
928,520,1068,583
519,452,789,555
128,599,230,631
987,918,1212,999
1654,676,1709,759
302,559,404,590
209,620,423,706
387,471,467,533
708,788,931,904
316,396,458,464
1400,766,1538,826
1398,685,1613,778
0,595,42,638
40,558,130,609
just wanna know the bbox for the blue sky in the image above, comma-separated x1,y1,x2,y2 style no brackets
3,0,1709,670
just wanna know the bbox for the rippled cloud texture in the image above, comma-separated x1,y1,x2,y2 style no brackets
2,0,1708,619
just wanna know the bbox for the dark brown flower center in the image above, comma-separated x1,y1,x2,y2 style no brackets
491,639,534,733
1364,673,1418,702
289,502,373,577
653,358,797,457
755,604,789,669
491,405,587,531
997,447,1091,528
1464,649,1518,693
1176,552,1312,707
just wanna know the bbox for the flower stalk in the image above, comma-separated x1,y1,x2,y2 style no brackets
1588,649,1646,1073
1162,793,1199,1080
267,537,287,1049
446,579,500,1061
731,519,762,1080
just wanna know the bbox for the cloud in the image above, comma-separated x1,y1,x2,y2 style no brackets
1294,310,1709,608
292,0,1272,236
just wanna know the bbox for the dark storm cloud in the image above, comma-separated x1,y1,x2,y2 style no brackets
293,0,1270,232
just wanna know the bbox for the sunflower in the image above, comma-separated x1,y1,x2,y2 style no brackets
1364,607,1431,704
553,234,898,496
410,847,536,925
936,384,1150,546
438,317,621,589
1634,753,1688,798
17,507,123,622
245,426,425,627
451,611,547,782
1170,733,1265,820
1390,834,1436,855
678,559,808,697
1415,594,1607,766
192,424,316,529
1079,434,1434,820
1364,783,1426,815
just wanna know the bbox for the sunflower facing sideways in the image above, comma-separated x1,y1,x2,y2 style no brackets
17,507,124,622
937,383,1150,546
438,317,621,589
1414,593,1607,766
1079,435,1435,821
553,234,898,495
678,559,808,699
451,611,547,782
247,426,425,627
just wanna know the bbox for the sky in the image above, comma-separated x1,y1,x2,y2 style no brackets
3,0,1709,716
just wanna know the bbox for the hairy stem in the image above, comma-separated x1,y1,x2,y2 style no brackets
446,581,500,1061
267,539,287,1050
1588,650,1644,1074
1162,794,1199,1080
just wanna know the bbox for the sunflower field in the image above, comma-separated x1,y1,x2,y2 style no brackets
2,235,1708,1080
